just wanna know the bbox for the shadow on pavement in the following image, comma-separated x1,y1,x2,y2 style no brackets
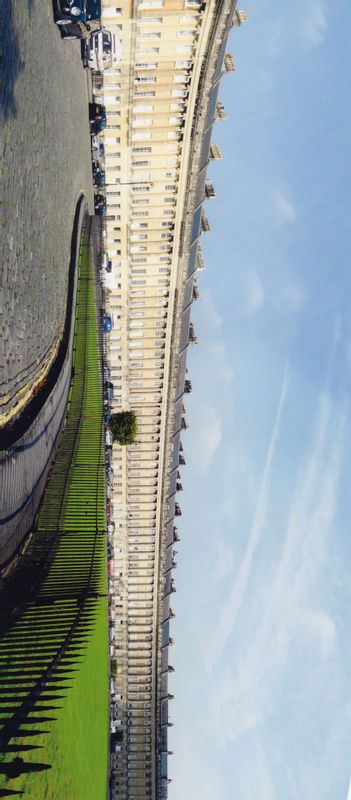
0,1,25,121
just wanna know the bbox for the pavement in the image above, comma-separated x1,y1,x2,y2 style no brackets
0,0,94,423
0,200,89,569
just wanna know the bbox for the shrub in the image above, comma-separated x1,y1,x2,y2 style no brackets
109,411,138,445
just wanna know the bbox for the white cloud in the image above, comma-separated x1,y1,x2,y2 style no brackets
170,731,226,800
273,189,296,225
214,537,235,581
245,270,264,314
206,364,289,670
208,387,348,748
283,283,307,312
301,0,328,48
200,288,223,332
266,19,284,60
195,289,234,384
192,404,222,474
240,269,264,315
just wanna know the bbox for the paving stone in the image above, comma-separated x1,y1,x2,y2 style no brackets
0,0,94,412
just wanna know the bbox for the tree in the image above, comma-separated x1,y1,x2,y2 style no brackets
109,411,138,445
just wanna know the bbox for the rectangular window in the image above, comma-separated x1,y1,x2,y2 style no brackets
132,132,152,141
177,28,195,36
134,90,156,98
133,118,153,127
132,198,150,205
132,211,149,217
172,88,188,98
131,269,147,274
176,44,192,53
132,160,151,166
138,30,161,38
165,184,176,191
134,104,154,113
173,74,190,84
136,62,158,70
132,146,152,153
140,16,163,23
136,47,160,54
136,75,157,83
131,280,147,286
139,0,164,8
175,59,192,68
103,97,120,106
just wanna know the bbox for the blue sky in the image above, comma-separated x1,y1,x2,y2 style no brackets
169,2,351,798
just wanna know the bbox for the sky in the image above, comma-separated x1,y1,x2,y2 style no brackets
169,2,351,798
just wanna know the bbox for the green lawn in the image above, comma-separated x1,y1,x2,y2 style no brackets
0,224,108,799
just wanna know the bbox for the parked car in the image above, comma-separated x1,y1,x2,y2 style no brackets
83,28,122,71
94,194,106,216
105,380,114,402
89,103,106,133
92,161,105,187
102,313,113,333
55,0,101,39
90,102,106,123
91,135,104,160
106,466,114,482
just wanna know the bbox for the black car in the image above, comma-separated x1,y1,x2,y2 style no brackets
92,161,105,188
90,102,106,133
94,194,106,216
55,0,101,38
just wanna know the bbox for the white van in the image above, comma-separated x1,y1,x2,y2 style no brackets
85,30,122,72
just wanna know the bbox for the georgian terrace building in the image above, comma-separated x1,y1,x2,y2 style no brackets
98,1,246,797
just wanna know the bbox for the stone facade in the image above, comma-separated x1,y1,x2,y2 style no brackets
99,2,246,797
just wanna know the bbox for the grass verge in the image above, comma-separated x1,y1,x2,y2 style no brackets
0,223,108,800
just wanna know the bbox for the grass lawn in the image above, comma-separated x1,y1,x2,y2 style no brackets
0,223,108,799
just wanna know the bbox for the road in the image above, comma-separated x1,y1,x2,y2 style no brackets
0,0,94,422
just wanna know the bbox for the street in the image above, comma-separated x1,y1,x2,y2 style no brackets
0,0,94,422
